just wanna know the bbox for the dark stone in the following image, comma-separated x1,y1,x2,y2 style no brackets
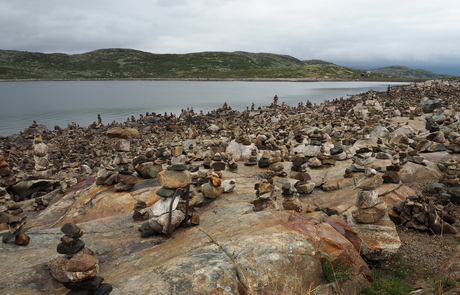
114,182,135,192
138,221,157,238
118,170,133,175
211,161,226,171
61,223,83,238
406,195,419,201
258,158,270,168
156,187,183,198
188,165,200,172
15,233,30,246
2,224,25,243
330,148,343,155
92,283,113,295
442,214,456,225
281,183,293,195
57,240,85,255
167,163,187,171
290,165,302,172
382,171,400,184
356,148,372,153
63,276,104,291
228,163,238,170
412,212,426,224
132,210,149,221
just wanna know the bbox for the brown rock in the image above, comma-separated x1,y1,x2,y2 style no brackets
352,202,387,224
15,233,30,246
210,176,222,187
156,170,192,189
106,127,140,139
0,160,8,169
324,215,362,254
191,212,200,225
382,171,401,184
66,254,99,272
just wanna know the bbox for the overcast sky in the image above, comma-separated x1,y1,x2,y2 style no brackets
2,0,460,74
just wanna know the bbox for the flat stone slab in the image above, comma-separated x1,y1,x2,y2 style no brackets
344,209,401,261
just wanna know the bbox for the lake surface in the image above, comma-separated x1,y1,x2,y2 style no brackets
0,80,408,136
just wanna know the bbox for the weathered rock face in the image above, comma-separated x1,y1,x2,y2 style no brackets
106,127,140,138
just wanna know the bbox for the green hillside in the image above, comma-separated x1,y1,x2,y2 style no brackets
370,65,446,79
0,48,449,80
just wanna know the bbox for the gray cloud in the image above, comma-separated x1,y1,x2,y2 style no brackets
1,0,460,74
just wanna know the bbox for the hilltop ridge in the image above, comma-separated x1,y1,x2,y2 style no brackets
0,48,451,80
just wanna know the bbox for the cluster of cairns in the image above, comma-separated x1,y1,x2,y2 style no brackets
50,223,112,294
0,200,29,245
1,79,460,243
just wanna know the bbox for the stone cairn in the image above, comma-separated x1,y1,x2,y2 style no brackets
251,180,278,212
1,200,29,245
138,162,192,238
244,149,258,166
351,146,375,172
351,168,386,224
0,152,11,178
293,172,315,195
268,150,286,177
258,151,271,169
281,183,302,212
443,159,460,186
33,135,53,178
52,223,112,294
132,198,149,221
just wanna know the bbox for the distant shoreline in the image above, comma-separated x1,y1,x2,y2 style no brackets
0,77,429,83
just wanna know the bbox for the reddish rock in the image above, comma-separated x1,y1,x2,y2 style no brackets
15,233,30,246
67,254,99,272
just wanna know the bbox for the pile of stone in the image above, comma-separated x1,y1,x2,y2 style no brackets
1,200,29,245
138,162,192,238
132,198,149,221
258,151,271,168
351,147,375,172
244,149,258,166
392,196,457,234
281,183,302,212
351,168,386,224
442,159,459,186
447,127,460,153
290,152,305,172
293,172,315,195
33,135,53,178
51,223,112,294
251,181,278,212
0,152,10,178
201,171,224,199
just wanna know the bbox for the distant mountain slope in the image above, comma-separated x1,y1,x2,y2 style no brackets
0,48,450,80
370,65,447,79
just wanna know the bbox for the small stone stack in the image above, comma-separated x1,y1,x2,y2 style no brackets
132,198,149,221
290,153,305,172
293,172,315,195
33,135,52,178
0,152,11,178
170,137,183,157
318,145,336,166
251,181,278,212
258,151,271,168
443,159,459,186
282,183,302,212
115,174,138,192
52,223,112,294
351,147,375,172
244,149,258,166
1,200,28,245
95,166,120,186
112,138,132,168
387,150,401,172
210,153,226,171
351,168,386,224
201,171,224,199
268,151,286,177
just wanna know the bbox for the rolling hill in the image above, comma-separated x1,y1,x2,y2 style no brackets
0,48,451,80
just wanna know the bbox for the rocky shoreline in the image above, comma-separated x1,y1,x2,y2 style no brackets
1,79,460,294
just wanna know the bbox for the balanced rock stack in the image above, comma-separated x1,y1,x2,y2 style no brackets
137,162,191,238
281,183,302,212
293,172,315,195
268,150,286,177
95,166,120,186
0,152,11,178
290,152,305,172
33,135,52,178
170,137,183,157
1,200,29,245
132,198,149,221
351,147,375,172
244,149,258,166
318,144,336,166
258,151,271,168
112,138,132,168
52,223,112,294
443,159,459,186
351,168,386,224
201,171,224,199
210,153,226,171
115,174,138,192
447,127,460,153
251,181,278,212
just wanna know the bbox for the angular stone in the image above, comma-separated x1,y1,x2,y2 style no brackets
106,127,140,139
133,209,150,221
57,240,85,255
138,221,157,238
156,170,191,189
167,163,187,171
352,202,387,224
201,183,223,199
382,171,400,184
115,139,130,152
294,181,315,194
67,264,99,283
357,175,383,190
139,164,163,179
67,254,98,272
156,187,183,198
222,180,236,193
49,256,70,282
62,276,104,291
324,215,362,254
61,223,83,238
211,161,226,171
356,189,379,209
151,197,179,217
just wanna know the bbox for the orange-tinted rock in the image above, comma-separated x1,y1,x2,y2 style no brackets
15,233,30,246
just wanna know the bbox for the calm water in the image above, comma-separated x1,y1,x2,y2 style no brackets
0,80,408,136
